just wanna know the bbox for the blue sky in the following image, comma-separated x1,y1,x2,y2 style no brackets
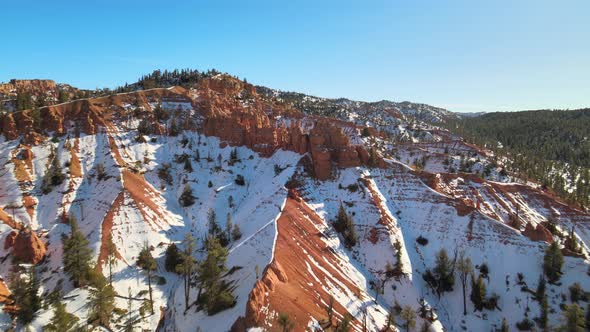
1,0,589,112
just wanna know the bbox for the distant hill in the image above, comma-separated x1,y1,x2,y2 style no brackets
447,108,590,207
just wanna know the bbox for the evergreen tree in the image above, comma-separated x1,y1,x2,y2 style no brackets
335,314,352,332
470,274,486,311
393,240,404,276
165,243,183,272
58,90,69,103
136,242,157,315
63,215,93,287
543,241,564,283
400,305,416,332
104,233,117,286
16,91,33,111
423,248,455,298
12,266,41,325
231,223,242,241
560,304,586,332
536,274,547,300
225,213,232,241
384,302,396,331
499,318,510,332
43,300,79,332
333,203,358,248
177,233,196,311
42,147,66,193
324,295,335,327
198,236,235,315
179,184,196,206
87,275,116,328
30,106,42,132
456,252,473,315
184,158,193,172
539,295,549,329
277,312,295,332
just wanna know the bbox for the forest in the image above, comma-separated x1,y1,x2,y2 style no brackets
447,109,590,209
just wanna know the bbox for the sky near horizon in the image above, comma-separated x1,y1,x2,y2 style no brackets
1,0,589,113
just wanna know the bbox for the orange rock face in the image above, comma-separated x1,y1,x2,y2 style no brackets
198,77,380,179
234,198,361,331
522,223,553,243
1,75,381,180
0,278,11,304
11,230,46,264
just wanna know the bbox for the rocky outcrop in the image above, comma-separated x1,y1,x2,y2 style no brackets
522,223,553,243
9,230,46,264
0,278,11,304
2,75,381,180
199,76,381,179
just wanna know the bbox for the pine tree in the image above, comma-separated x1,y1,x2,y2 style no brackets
12,266,41,325
16,91,32,110
105,233,117,286
198,236,235,315
30,106,42,132
400,305,416,332
536,274,546,300
333,203,358,248
470,274,486,311
231,223,242,241
499,318,509,332
165,243,183,272
384,302,396,331
335,314,352,332
136,242,157,315
543,241,564,283
560,304,586,332
324,295,335,327
177,233,196,311
393,240,404,276
184,158,193,172
63,215,93,287
87,275,116,328
278,312,295,332
539,295,549,329
43,300,79,332
179,184,196,206
423,248,455,298
456,252,473,315
225,213,232,241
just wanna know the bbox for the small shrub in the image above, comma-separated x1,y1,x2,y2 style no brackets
416,236,428,246
347,183,359,192
515,317,534,330
235,174,245,186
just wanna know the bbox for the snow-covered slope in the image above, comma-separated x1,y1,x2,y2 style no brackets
0,75,588,332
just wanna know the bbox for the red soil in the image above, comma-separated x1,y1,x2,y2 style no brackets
96,192,126,273
235,198,361,331
122,170,167,230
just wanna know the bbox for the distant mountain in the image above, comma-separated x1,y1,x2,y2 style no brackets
256,85,459,125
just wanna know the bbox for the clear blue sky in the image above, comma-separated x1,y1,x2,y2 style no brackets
1,0,589,112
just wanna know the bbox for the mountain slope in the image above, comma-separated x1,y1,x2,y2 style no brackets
0,74,588,332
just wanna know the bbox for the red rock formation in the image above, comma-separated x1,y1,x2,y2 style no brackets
1,75,381,180
10,229,46,264
4,231,17,250
0,278,11,304
522,223,553,243
234,198,361,331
